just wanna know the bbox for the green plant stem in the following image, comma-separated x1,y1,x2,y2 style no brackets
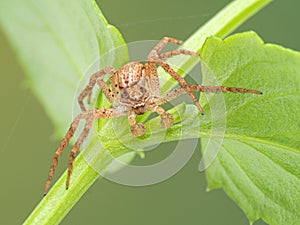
23,0,272,224
24,152,111,225
186,0,272,51
24,155,96,225
162,0,272,90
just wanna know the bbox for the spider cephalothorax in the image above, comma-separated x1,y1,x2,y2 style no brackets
44,37,262,195
119,78,150,114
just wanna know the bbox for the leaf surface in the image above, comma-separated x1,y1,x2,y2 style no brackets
200,32,300,225
0,0,126,136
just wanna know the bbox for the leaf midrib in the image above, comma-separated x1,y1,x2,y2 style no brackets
224,132,300,154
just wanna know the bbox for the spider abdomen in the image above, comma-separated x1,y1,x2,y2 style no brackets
116,62,144,89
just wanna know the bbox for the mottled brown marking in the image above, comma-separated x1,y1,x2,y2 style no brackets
116,62,144,88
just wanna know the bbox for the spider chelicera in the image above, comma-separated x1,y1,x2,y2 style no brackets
44,37,261,195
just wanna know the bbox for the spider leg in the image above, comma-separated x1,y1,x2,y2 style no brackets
110,68,121,99
128,110,146,136
65,108,126,190
144,62,160,96
145,37,199,97
78,66,116,111
148,37,183,59
96,77,116,104
147,38,203,114
191,85,262,95
156,61,204,115
44,108,125,195
44,111,89,195
148,37,199,60
154,87,186,105
154,85,262,105
147,104,174,129
158,49,199,60
65,117,93,190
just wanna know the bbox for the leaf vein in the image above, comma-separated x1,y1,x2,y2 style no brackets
239,140,300,179
226,91,300,120
222,143,295,216
224,133,300,154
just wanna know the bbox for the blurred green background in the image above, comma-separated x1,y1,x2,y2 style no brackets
0,0,299,224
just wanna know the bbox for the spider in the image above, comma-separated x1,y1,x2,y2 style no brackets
44,37,261,195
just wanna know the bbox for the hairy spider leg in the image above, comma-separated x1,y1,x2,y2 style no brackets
148,36,199,60
146,103,174,129
95,76,116,104
149,37,183,55
154,85,262,105
44,111,88,195
158,49,199,60
66,117,93,190
156,61,204,114
110,67,121,99
144,37,185,96
147,37,204,114
44,108,125,195
128,110,146,136
78,66,117,111
144,62,161,96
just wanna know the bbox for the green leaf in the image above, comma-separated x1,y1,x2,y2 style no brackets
200,32,300,225
0,0,127,136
